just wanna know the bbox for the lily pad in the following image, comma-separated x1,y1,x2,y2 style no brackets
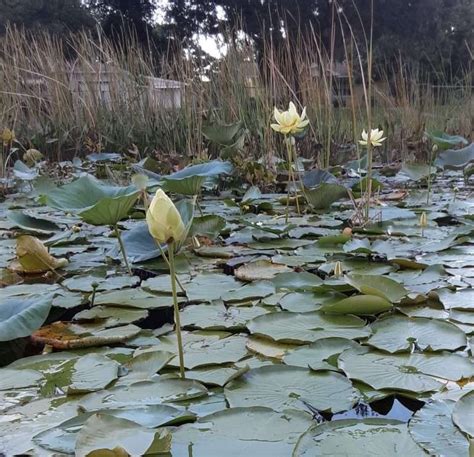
345,274,408,303
283,338,360,371
293,419,426,456
320,294,393,315
172,407,312,457
452,390,474,438
247,311,370,344
0,295,53,342
225,365,359,413
367,315,466,353
409,400,471,457
41,174,140,226
75,413,171,456
68,354,120,393
234,260,291,281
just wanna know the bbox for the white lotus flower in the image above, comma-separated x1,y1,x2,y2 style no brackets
359,128,386,147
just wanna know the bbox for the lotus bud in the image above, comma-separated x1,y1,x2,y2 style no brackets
432,144,439,153
1,128,15,145
419,211,428,228
333,261,343,278
146,189,185,244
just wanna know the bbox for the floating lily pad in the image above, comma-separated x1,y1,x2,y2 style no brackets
338,347,468,393
283,338,360,371
68,354,120,394
79,378,208,411
225,365,359,413
367,315,466,353
181,303,266,330
172,407,312,457
452,390,474,438
320,294,393,315
409,400,470,457
247,311,370,344
75,413,171,456
293,419,426,456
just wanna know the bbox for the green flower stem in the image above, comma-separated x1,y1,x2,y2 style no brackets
157,242,186,294
114,224,132,276
284,135,301,222
168,240,185,379
364,142,373,221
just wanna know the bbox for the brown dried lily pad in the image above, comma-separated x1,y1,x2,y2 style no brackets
31,321,141,349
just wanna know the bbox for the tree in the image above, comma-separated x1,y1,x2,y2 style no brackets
164,0,473,80
85,0,160,48
0,0,94,35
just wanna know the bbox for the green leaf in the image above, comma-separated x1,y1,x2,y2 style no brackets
161,160,233,195
409,400,471,457
399,162,437,181
75,413,171,456
305,183,347,209
425,129,468,150
339,346,473,393
320,294,393,315
202,122,243,146
283,337,359,371
435,143,474,170
189,214,226,238
172,407,312,456
7,210,60,235
453,390,474,438
345,274,408,302
79,378,208,411
247,311,370,344
225,365,358,413
367,315,466,353
294,419,426,456
68,354,120,393
41,174,139,225
0,295,53,342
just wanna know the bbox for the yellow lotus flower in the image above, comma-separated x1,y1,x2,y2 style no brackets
1,128,15,145
146,189,185,244
359,128,386,147
271,102,309,135
419,211,428,228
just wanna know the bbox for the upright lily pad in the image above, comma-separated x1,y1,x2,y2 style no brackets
435,143,474,170
161,160,232,195
225,365,359,413
305,183,347,210
41,174,139,225
0,295,53,342
345,274,408,302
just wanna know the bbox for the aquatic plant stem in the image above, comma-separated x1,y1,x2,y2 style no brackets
114,224,132,276
157,242,186,294
168,240,185,379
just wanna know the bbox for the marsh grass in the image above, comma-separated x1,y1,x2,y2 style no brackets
0,24,471,174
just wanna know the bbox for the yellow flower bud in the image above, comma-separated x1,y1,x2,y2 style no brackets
333,261,343,278
146,189,185,244
419,211,428,228
1,128,15,145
